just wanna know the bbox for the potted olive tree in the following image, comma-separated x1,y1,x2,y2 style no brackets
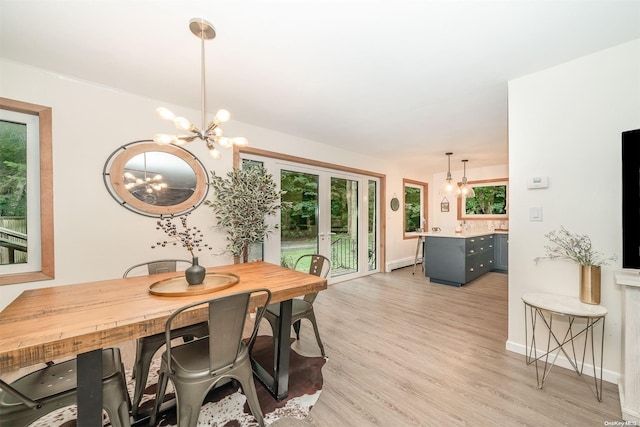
206,164,283,263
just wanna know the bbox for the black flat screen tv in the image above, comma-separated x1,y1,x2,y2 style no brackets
622,128,640,269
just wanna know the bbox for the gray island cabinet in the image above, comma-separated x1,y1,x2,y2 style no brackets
423,232,506,287
494,233,509,273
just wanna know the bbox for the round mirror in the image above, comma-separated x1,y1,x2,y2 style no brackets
103,140,209,217
390,197,400,211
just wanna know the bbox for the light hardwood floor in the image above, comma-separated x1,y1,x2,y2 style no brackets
272,267,623,427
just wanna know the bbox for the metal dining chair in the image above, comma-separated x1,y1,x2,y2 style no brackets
150,288,272,427
0,347,131,427
263,254,329,357
123,259,210,417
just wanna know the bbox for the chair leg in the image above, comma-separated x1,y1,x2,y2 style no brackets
149,366,169,427
307,313,326,357
131,339,161,417
103,365,132,427
293,319,302,340
104,396,132,427
264,315,283,358
236,364,265,427
132,325,208,417
172,380,213,427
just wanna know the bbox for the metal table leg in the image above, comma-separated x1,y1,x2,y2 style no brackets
77,348,103,427
524,304,605,401
251,299,292,401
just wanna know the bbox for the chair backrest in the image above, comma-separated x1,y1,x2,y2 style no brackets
294,254,330,304
164,288,271,376
294,254,331,279
123,259,192,278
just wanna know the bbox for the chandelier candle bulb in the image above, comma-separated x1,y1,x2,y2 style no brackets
209,148,222,159
214,109,231,124
153,134,176,145
217,137,233,149
232,137,249,147
156,107,175,121
173,116,194,131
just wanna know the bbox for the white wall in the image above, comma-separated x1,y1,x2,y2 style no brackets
0,59,429,309
506,39,640,382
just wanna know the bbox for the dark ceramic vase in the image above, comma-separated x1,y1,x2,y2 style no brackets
185,257,206,285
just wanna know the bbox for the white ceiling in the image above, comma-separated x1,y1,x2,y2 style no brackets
2,0,639,172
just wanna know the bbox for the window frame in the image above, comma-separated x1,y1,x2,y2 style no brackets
403,178,428,239
0,98,54,285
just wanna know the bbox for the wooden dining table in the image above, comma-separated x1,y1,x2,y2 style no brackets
0,261,327,426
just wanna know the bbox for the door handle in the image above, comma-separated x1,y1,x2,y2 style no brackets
319,232,331,241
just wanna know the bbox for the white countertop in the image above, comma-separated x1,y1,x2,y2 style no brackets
408,230,509,238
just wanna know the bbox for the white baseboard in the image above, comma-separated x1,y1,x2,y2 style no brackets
386,257,420,272
505,340,619,385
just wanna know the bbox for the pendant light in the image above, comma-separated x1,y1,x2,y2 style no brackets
153,18,248,159
457,159,475,198
439,152,456,196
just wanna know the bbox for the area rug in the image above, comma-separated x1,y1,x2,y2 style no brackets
32,336,326,426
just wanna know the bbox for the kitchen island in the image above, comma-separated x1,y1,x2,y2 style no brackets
415,231,508,287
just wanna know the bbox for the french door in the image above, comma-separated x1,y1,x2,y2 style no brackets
242,155,379,283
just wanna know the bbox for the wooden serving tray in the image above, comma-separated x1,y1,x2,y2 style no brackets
149,272,240,297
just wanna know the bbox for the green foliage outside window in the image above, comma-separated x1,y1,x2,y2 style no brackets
281,170,318,239
0,120,27,217
404,186,422,232
464,185,507,215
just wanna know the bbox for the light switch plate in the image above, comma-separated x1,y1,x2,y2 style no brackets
529,206,543,221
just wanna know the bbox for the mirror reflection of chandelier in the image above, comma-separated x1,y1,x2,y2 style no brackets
124,153,168,194
153,17,248,159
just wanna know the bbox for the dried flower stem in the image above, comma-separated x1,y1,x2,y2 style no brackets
535,226,616,267
152,213,211,258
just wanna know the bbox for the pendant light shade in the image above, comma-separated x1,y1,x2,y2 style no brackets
457,159,475,198
439,152,456,196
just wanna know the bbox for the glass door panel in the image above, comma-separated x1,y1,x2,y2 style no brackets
241,153,380,282
329,177,358,277
280,169,319,269
368,179,377,271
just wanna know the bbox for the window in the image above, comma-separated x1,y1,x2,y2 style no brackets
403,178,428,237
0,98,54,285
457,178,509,221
